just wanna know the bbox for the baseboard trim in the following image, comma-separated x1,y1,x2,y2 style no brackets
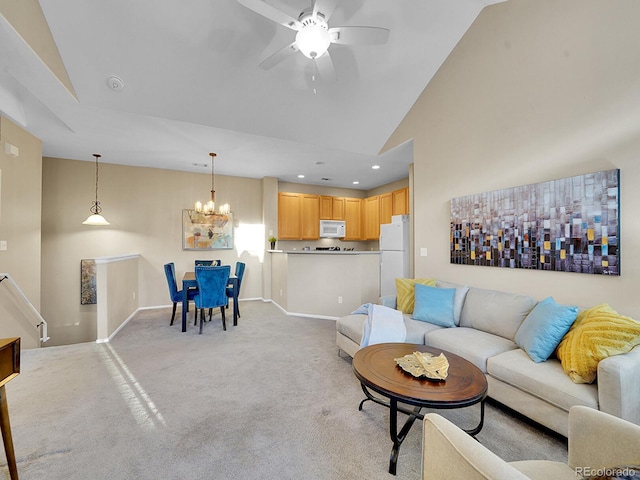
267,300,338,321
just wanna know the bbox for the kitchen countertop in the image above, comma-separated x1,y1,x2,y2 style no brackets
268,250,380,255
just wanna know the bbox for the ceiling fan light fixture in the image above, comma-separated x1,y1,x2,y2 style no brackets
296,22,330,59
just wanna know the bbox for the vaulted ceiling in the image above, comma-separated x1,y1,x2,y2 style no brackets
0,0,505,190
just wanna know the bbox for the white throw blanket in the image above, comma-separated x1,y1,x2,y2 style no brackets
357,303,406,348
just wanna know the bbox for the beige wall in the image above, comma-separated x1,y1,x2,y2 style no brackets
383,0,640,317
41,157,265,345
0,116,42,310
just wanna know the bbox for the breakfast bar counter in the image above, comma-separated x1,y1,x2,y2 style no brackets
269,250,380,318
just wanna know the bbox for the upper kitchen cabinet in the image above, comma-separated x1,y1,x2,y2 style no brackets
278,192,320,240
301,194,320,239
319,196,345,220
320,196,333,220
392,188,409,215
343,198,363,240
278,192,302,240
379,192,393,225
363,195,380,240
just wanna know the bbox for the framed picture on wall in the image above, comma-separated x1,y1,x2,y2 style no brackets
182,209,234,250
80,259,97,304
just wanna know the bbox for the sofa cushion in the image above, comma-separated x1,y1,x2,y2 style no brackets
424,327,518,373
514,297,578,363
435,280,470,326
395,278,437,314
556,304,640,384
460,287,537,340
412,284,456,327
405,315,443,344
487,349,599,412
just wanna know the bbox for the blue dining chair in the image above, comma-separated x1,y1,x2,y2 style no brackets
226,262,245,318
164,262,197,326
194,265,230,334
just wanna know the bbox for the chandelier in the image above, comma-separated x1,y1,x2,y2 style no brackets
82,153,110,225
194,152,230,215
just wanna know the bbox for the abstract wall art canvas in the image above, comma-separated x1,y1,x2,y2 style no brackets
182,209,234,250
450,169,620,275
80,259,97,304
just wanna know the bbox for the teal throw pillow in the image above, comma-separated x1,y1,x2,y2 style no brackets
412,284,456,327
515,296,578,363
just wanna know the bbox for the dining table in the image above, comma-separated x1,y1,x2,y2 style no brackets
181,271,238,332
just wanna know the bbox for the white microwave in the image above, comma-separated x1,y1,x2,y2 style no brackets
319,220,346,238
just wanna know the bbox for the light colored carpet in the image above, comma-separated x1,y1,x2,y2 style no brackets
2,301,567,479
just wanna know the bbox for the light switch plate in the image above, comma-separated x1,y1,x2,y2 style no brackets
420,247,428,257
0,240,7,251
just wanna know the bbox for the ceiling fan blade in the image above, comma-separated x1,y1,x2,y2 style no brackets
314,52,336,83
312,0,338,21
237,0,301,30
328,26,390,45
259,41,299,69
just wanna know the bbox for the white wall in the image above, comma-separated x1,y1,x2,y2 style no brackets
383,0,640,317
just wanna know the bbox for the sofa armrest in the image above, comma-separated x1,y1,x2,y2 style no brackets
597,345,640,426
378,295,397,309
568,405,640,472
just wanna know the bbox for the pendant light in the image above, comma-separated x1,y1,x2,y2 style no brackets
194,152,230,215
82,153,110,225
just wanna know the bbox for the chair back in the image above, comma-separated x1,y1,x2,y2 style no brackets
164,263,180,302
235,262,246,289
195,265,230,309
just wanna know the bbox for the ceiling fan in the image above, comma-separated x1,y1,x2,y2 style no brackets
237,0,390,82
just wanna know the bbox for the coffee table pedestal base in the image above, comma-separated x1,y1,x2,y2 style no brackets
358,383,486,475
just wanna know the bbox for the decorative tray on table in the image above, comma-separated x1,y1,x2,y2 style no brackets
394,351,449,381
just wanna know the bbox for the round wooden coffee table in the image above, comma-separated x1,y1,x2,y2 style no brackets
353,343,488,475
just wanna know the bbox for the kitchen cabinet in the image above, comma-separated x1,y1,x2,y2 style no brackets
279,188,406,241
320,196,345,220
319,196,333,220
278,192,320,240
301,194,320,239
343,198,363,240
278,192,302,240
332,197,345,220
379,192,393,225
392,188,409,215
363,195,380,240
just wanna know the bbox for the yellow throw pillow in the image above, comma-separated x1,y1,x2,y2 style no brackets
395,278,437,314
556,304,640,384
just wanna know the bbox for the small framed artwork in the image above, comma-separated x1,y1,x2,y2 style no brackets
80,259,97,304
182,209,234,250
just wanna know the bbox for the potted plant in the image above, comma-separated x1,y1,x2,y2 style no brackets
268,235,277,250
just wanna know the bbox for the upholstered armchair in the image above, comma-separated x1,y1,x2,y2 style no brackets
422,406,640,480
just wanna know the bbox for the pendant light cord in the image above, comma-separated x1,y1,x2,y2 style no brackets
92,153,102,214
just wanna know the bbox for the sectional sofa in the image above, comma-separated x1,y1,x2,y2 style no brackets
336,279,640,436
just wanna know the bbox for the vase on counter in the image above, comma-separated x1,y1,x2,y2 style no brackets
270,241,276,250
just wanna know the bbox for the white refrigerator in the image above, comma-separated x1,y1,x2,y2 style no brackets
379,215,410,297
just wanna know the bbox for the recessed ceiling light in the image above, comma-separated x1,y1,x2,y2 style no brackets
372,165,380,170
353,181,360,185
298,174,305,178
